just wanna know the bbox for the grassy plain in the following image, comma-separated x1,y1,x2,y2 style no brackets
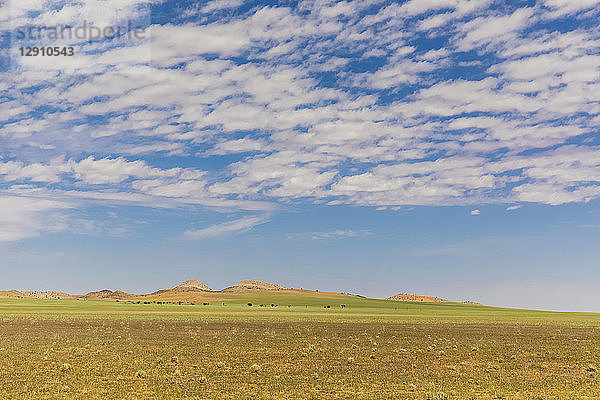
1,294,600,399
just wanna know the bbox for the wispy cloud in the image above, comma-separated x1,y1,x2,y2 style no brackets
184,216,269,239
288,230,373,240
0,196,71,242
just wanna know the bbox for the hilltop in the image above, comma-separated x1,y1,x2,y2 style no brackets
175,279,212,291
152,279,212,295
79,290,135,300
222,280,287,292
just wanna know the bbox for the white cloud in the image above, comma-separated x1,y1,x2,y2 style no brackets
513,183,600,205
288,229,372,240
543,0,600,16
201,0,243,13
70,156,179,184
0,196,71,242
0,159,67,182
208,138,268,155
184,215,269,239
1,0,600,243
399,0,458,16
457,7,535,51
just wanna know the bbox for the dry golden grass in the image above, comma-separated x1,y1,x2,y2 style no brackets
1,298,599,399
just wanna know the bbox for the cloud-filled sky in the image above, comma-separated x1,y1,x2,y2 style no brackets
1,0,599,311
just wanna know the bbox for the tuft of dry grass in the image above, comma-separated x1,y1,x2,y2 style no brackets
59,363,71,373
249,364,263,373
136,369,147,379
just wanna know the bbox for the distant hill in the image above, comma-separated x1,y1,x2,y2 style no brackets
0,279,481,305
386,293,482,305
176,279,212,291
222,280,287,292
386,293,450,303
152,279,212,295
79,290,135,300
0,290,73,299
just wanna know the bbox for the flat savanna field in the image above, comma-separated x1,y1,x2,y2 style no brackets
1,292,600,399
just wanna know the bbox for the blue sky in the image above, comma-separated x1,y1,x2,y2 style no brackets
1,0,600,311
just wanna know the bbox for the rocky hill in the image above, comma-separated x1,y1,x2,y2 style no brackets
222,280,287,292
176,279,212,291
386,293,450,303
78,290,135,300
0,290,73,299
152,279,212,295
0,279,481,305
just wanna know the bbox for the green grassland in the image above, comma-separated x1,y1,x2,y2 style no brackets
1,294,600,399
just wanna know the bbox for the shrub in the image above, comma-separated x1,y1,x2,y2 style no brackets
427,392,450,400
59,363,72,372
588,364,597,372
249,364,263,373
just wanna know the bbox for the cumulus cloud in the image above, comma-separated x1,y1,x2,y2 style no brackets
542,0,600,16
1,0,600,241
201,0,244,13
